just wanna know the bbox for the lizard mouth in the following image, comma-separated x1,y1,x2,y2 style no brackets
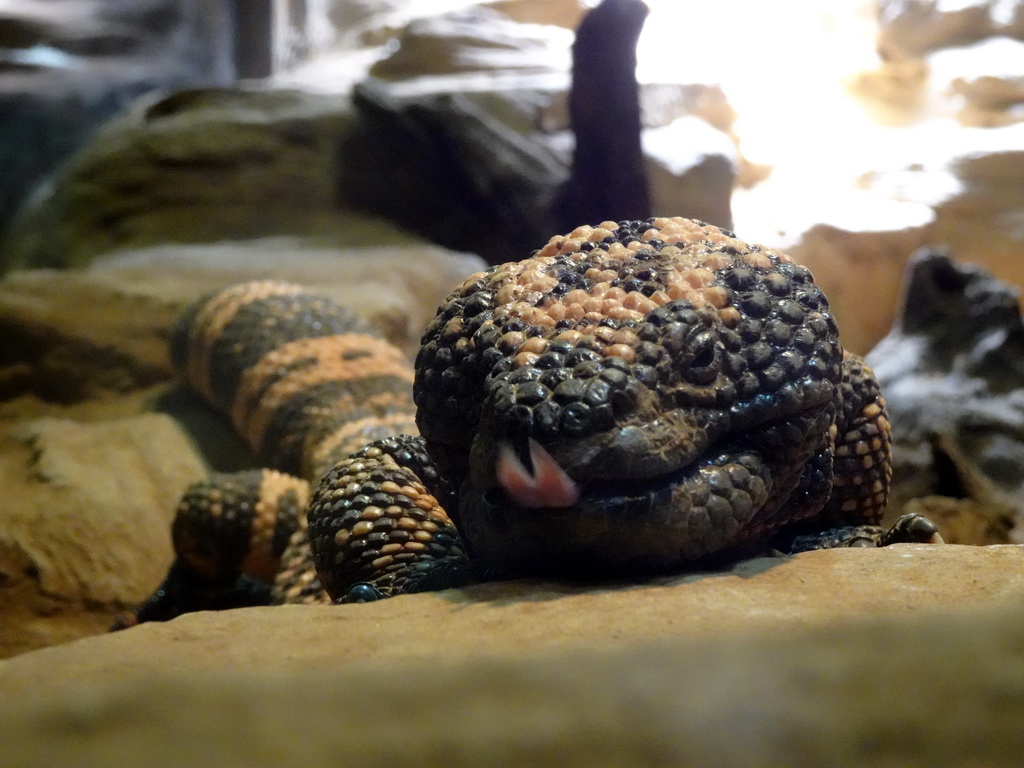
495,438,580,508
460,376,839,577
461,404,835,578
492,436,735,513
484,403,726,512
462,444,771,579
491,436,716,513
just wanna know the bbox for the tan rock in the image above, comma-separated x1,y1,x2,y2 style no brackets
485,0,588,29
876,0,996,59
2,543,1020,685
848,56,932,125
930,37,1024,126
2,415,203,603
929,129,1024,268
856,123,1024,310
0,270,176,404
315,0,587,50
0,414,205,658
904,495,1015,545
368,6,573,81
0,545,1021,766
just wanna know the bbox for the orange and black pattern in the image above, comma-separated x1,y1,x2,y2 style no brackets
170,281,419,479
113,282,468,628
115,218,940,629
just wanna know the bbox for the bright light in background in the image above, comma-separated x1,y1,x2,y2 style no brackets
281,0,938,190
636,0,882,173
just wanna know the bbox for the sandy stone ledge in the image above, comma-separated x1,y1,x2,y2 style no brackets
1,544,1022,766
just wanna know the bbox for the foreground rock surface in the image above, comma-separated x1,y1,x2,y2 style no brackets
3,544,1021,688
1,545,1022,766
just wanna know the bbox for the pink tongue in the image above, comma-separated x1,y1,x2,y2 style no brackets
496,438,580,508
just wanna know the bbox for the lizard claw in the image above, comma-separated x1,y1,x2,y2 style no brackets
881,513,945,546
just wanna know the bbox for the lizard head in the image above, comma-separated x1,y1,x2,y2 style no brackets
415,217,844,577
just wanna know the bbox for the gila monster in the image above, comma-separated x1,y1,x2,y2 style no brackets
114,217,940,627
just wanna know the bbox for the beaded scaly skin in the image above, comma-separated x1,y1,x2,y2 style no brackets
115,218,938,627
113,282,468,626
